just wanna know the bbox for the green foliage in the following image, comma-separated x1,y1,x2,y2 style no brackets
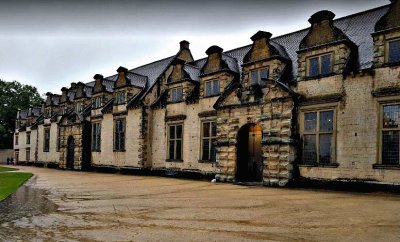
0,171,32,201
0,80,43,148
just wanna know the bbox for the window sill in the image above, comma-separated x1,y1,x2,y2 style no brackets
92,150,101,152
166,159,184,163
302,73,335,81
198,160,216,163
113,149,126,152
203,94,220,98
373,164,400,170
299,163,339,168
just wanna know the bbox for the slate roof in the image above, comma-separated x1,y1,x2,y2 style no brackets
183,64,201,81
31,107,41,117
19,110,28,119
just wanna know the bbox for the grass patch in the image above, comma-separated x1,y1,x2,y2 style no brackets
0,172,33,201
0,166,18,172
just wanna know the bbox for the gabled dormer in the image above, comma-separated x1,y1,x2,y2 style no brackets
242,31,291,89
373,0,400,67
297,10,358,81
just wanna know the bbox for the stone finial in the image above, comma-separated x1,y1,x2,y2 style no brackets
308,10,335,24
180,40,190,50
205,45,223,55
250,31,272,41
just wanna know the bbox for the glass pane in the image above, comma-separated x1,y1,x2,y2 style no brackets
304,112,317,132
320,111,334,132
382,131,400,165
176,140,182,160
171,89,176,102
321,54,331,75
319,134,333,164
389,40,400,63
309,57,319,77
211,138,217,162
303,135,317,164
176,125,183,139
383,105,400,128
177,88,183,101
169,141,175,159
260,68,269,80
203,122,210,137
202,139,210,160
120,133,125,149
205,81,212,97
211,121,217,137
169,125,175,139
251,70,258,85
212,80,219,95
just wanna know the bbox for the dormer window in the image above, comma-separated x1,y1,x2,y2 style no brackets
205,80,219,97
388,39,400,64
92,96,102,109
115,91,126,105
308,54,332,78
75,103,83,112
171,87,183,103
250,68,269,85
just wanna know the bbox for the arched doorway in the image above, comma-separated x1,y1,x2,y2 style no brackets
236,123,263,182
66,136,75,170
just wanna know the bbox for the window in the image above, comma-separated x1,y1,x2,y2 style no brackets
115,92,126,105
26,148,30,162
44,128,50,152
168,124,183,160
250,68,269,85
57,128,61,152
388,39,400,64
381,104,400,165
92,96,103,109
201,121,217,161
205,80,220,97
302,110,335,164
308,54,332,78
92,123,101,151
26,132,30,144
75,103,83,112
170,87,183,103
114,119,125,151
15,134,18,145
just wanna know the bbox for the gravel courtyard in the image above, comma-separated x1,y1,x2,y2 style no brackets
1,166,400,242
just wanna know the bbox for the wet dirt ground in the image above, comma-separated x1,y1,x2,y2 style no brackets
1,166,400,242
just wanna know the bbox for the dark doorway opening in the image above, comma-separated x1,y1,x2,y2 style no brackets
236,123,263,182
66,136,75,170
81,121,92,171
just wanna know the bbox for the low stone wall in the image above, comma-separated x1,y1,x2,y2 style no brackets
0,149,14,164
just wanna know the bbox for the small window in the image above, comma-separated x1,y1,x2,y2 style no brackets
92,96,103,109
307,54,332,78
205,80,220,97
302,110,335,164
250,68,269,85
201,121,217,161
15,134,19,145
381,104,400,165
75,103,83,112
168,124,183,160
44,128,50,152
115,92,126,105
114,119,125,151
170,87,183,103
26,148,30,162
92,122,101,151
26,132,31,144
388,40,400,64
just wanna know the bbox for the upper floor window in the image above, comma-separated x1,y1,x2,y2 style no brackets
92,122,101,151
170,87,183,103
26,132,30,144
302,109,335,165
114,119,125,151
308,54,332,78
388,39,400,64
250,68,269,85
201,121,217,162
75,103,83,112
381,104,400,165
205,80,219,97
44,128,50,152
115,92,126,105
92,96,103,109
168,123,183,161
15,134,18,145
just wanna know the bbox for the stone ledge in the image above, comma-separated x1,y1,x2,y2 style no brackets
298,163,339,168
373,164,400,170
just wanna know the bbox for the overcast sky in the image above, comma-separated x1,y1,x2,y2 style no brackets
0,0,390,95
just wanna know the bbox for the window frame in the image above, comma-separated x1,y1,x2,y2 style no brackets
306,53,333,78
113,118,125,152
43,127,50,152
204,79,220,97
167,123,183,161
378,102,400,166
386,38,400,65
115,91,126,105
15,134,19,146
300,106,337,166
92,122,102,152
92,96,103,109
26,132,31,144
250,67,269,86
170,86,183,103
200,120,217,162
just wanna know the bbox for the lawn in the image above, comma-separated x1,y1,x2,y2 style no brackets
0,167,32,201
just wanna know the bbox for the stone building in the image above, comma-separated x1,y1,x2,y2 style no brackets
14,2,400,186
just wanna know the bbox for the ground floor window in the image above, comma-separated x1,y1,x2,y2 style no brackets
168,123,183,160
381,104,400,165
302,109,335,164
26,148,30,162
201,121,217,161
92,122,101,151
44,128,50,152
114,119,125,151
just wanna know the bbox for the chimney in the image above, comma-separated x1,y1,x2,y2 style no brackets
117,66,128,74
70,82,77,89
205,45,223,56
180,40,190,50
28,108,32,117
17,109,21,119
250,31,272,42
308,10,335,26
93,74,103,81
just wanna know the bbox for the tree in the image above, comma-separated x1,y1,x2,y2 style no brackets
0,80,43,149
